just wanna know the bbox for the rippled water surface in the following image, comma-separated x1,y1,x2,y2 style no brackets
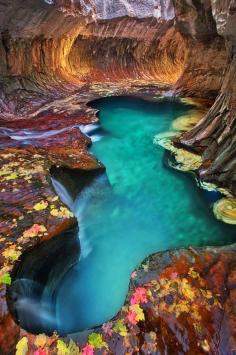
11,97,236,335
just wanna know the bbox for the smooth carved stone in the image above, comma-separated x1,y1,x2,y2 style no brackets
154,124,203,172
11,245,236,354
213,197,236,224
0,0,235,353
171,109,207,132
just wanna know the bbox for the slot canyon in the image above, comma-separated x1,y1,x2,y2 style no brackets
0,1,236,354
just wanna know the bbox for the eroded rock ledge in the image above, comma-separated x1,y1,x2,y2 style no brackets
178,0,236,194
0,0,236,354
0,0,232,187
5,245,236,354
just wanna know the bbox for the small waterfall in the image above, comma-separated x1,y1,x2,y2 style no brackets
51,176,74,209
10,278,57,333
74,174,111,261
0,123,102,144
78,123,103,142
51,167,106,261
0,127,69,141
8,226,80,335
51,171,92,260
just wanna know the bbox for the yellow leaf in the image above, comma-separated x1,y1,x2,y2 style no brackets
2,246,22,261
52,196,59,202
67,339,80,355
88,333,108,349
113,320,128,337
16,337,28,355
33,201,48,211
188,268,200,279
0,273,11,285
130,304,145,322
0,171,10,176
34,333,47,348
56,339,80,355
50,209,58,216
57,339,69,355
180,279,195,299
4,173,18,180
50,207,73,218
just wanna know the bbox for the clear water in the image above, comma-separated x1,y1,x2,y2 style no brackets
54,97,236,334
11,97,236,335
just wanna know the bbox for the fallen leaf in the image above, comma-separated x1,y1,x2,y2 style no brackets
88,333,107,349
34,334,47,348
33,201,48,211
16,337,28,355
82,344,94,355
113,320,128,337
0,273,11,285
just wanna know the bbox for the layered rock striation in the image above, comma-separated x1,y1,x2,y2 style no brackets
0,0,236,353
179,0,236,194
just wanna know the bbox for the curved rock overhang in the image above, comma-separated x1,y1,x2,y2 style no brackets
0,1,232,178
0,0,236,353
0,0,227,95
0,7,186,87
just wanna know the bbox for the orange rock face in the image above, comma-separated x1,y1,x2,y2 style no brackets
0,0,236,354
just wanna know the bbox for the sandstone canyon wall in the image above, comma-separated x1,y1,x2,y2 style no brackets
179,0,236,195
0,1,236,354
0,0,233,195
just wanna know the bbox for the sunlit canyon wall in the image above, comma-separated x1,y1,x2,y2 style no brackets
0,0,236,353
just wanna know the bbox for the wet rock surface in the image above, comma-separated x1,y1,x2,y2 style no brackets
0,0,236,353
9,245,236,354
178,0,236,194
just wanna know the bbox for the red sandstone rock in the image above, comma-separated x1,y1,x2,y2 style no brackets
0,0,236,354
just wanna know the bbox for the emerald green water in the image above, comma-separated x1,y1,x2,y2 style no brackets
55,97,236,334
11,97,236,335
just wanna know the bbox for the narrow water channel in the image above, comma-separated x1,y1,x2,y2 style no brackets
9,97,236,335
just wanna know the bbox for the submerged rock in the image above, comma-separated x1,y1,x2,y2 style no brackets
154,103,206,172
171,109,206,132
0,0,235,353
213,197,236,225
154,132,203,171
